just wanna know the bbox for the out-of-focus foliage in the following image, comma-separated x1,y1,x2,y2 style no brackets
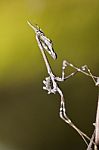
0,0,99,149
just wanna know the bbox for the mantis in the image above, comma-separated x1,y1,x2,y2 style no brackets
27,21,99,149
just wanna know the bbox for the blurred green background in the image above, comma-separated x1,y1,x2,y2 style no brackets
0,0,99,149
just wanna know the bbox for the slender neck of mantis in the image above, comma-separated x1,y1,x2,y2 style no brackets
36,36,53,75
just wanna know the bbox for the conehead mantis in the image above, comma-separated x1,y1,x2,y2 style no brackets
28,21,99,148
